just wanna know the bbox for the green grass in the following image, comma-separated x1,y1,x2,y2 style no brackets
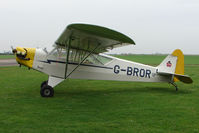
0,55,199,133
0,55,15,59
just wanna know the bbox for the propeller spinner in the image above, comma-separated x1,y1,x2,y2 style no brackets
12,46,30,60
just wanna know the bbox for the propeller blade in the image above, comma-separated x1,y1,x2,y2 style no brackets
11,46,14,50
11,46,17,54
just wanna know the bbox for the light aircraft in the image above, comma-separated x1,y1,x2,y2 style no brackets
12,23,193,97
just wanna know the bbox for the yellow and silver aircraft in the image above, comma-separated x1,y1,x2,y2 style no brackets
12,24,193,97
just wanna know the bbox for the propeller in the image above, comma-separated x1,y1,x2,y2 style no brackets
11,46,29,60
11,46,17,54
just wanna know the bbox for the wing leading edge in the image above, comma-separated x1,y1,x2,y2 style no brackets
55,23,135,54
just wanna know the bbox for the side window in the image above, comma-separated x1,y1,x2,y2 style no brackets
49,47,113,66
67,49,113,65
92,54,113,65
68,49,89,63
59,49,67,60
48,47,66,60
83,55,102,65
83,54,113,65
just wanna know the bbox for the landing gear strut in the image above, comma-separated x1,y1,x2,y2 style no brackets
171,82,178,91
40,81,54,97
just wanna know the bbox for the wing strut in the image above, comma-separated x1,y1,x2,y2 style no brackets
64,36,71,78
64,37,101,79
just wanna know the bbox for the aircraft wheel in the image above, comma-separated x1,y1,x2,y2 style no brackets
41,80,48,88
40,85,54,97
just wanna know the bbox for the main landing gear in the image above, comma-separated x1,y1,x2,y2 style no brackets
40,80,54,97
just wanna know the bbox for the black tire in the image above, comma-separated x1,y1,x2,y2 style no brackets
40,85,54,97
41,80,48,88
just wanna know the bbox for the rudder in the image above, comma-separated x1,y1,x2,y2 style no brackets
172,49,184,82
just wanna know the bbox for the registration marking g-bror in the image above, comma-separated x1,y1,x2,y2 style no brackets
114,65,151,78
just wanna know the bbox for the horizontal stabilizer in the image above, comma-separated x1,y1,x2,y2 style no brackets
158,72,193,84
174,74,193,84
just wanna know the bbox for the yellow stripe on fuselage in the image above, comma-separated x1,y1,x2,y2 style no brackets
16,47,36,68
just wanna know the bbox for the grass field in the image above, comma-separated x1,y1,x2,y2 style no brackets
0,55,199,132
0,55,15,59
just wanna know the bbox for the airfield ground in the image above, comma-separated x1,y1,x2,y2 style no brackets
0,55,198,132
0,55,15,59
0,59,17,66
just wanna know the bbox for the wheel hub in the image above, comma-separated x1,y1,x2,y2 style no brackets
44,89,50,96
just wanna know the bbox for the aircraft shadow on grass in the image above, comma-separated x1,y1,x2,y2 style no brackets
54,86,192,97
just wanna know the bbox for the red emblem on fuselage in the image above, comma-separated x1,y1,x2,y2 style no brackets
166,61,172,67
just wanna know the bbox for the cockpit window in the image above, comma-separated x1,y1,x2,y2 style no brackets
92,54,113,65
49,47,113,66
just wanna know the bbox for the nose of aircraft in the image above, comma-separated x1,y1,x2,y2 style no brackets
13,47,36,68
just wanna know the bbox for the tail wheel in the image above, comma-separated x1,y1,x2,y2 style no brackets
40,85,54,97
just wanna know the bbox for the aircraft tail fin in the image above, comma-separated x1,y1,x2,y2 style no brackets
157,49,193,84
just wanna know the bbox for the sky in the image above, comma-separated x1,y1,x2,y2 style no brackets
0,0,199,54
